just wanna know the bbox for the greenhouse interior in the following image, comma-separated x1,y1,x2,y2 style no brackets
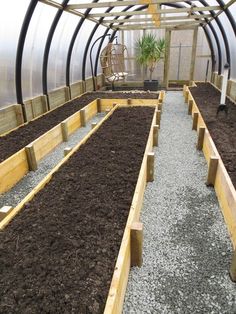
0,0,236,313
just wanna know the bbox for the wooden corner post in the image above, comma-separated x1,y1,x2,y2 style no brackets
131,222,143,267
80,109,86,127
61,121,69,142
164,29,171,89
188,99,193,115
230,250,236,282
97,98,101,113
206,156,219,186
25,144,38,171
153,125,159,147
156,110,161,127
196,127,205,150
192,112,198,130
147,152,155,182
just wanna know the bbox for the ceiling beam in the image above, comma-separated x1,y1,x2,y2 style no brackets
102,14,211,24
67,0,201,10
117,24,198,30
89,6,222,18
115,21,202,29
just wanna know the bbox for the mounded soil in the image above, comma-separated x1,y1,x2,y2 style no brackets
0,91,158,163
190,83,236,188
0,106,154,313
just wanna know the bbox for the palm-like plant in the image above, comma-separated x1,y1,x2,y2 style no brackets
136,34,165,81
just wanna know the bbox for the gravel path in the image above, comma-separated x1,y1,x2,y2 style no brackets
123,91,236,313
0,113,105,208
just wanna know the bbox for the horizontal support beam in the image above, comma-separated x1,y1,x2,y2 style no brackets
89,6,221,18
115,21,203,29
116,25,199,30
103,14,211,24
67,0,201,10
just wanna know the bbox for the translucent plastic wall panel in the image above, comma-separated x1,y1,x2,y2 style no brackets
48,12,79,91
169,30,193,81
123,28,165,82
211,20,226,73
194,28,212,81
205,24,218,73
22,3,56,101
0,1,29,107
228,3,236,79
86,25,108,78
71,20,94,82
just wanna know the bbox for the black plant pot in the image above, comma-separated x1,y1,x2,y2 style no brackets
144,80,159,91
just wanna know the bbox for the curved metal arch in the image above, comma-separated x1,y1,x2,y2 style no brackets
94,5,147,77
42,0,69,97
15,0,39,122
217,0,236,37
81,6,115,81
65,0,99,88
191,0,230,76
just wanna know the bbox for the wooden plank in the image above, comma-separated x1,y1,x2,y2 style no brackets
189,27,198,83
70,81,84,99
67,111,81,135
131,222,143,267
100,99,159,111
91,122,97,129
14,104,24,125
147,152,155,182
0,149,29,194
0,104,19,135
32,125,63,162
97,98,101,113
196,127,205,150
25,144,38,171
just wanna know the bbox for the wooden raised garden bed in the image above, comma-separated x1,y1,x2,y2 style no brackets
0,91,164,195
0,104,159,313
184,82,236,247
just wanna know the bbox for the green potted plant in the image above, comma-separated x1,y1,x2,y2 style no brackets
136,33,165,91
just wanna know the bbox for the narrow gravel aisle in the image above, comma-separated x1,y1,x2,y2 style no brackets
123,91,236,313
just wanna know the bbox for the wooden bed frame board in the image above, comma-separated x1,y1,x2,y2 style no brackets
186,85,236,248
0,104,157,314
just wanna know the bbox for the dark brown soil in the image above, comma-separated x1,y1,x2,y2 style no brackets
0,106,154,313
0,91,158,163
190,83,236,188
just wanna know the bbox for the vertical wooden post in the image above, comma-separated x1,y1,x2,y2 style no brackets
80,109,86,127
147,152,155,182
185,90,189,103
14,104,24,125
192,112,198,130
64,147,72,157
156,110,161,127
189,27,198,83
91,122,97,129
0,206,13,221
97,98,101,113
206,156,219,186
105,108,110,115
127,98,132,105
196,127,205,150
183,85,186,96
230,250,236,282
188,99,193,115
61,121,69,142
158,100,163,112
153,125,159,147
25,144,38,171
131,222,143,267
164,29,171,89
42,95,49,112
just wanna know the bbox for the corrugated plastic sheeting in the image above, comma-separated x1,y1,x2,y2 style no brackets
0,1,29,108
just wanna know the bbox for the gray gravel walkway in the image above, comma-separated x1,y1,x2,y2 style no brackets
123,91,236,313
0,113,105,208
